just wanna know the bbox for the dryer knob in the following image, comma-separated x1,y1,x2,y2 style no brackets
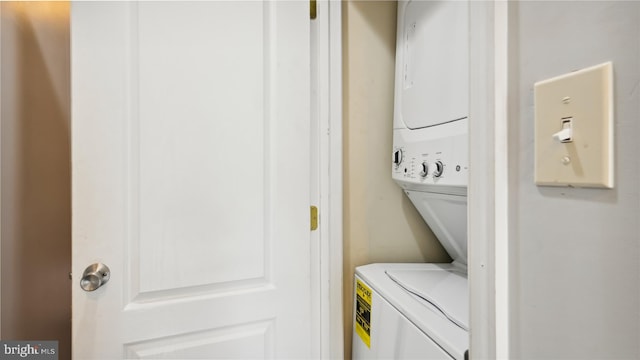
419,162,428,177
433,161,444,177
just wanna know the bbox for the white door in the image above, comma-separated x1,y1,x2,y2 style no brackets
71,2,312,358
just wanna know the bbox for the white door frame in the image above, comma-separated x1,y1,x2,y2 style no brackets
314,1,344,358
0,1,344,356
468,1,510,359
492,2,511,357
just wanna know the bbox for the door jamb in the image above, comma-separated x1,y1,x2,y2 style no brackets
468,1,509,358
313,1,343,358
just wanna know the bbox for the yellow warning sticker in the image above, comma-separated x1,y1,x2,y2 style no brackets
355,279,372,348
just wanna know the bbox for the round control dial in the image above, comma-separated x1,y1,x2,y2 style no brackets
433,161,444,177
419,162,429,178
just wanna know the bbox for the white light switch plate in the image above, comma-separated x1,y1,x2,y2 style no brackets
534,62,613,188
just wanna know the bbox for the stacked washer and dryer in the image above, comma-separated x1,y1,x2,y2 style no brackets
352,1,470,359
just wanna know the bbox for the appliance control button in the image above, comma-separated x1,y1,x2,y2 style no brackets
433,161,444,177
419,162,428,177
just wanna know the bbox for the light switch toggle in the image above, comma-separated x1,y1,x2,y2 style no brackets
552,117,573,143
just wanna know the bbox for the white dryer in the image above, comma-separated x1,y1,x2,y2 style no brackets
352,0,470,359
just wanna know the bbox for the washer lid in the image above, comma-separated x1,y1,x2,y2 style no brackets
405,190,467,265
386,268,468,331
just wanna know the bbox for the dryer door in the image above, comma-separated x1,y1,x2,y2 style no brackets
395,0,469,130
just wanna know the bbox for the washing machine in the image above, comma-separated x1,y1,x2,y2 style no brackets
352,0,469,359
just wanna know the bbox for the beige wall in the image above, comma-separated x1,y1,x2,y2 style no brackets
1,2,71,359
341,1,450,357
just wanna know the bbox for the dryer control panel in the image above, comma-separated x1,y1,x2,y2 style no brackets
392,119,468,194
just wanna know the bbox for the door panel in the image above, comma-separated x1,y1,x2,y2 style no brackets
72,2,311,358
136,1,267,296
124,321,273,359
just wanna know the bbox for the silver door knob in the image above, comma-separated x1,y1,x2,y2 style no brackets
80,263,110,291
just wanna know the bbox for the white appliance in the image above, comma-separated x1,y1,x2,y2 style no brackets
352,0,469,359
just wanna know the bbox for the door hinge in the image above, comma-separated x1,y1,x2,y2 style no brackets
310,206,318,231
310,0,317,20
